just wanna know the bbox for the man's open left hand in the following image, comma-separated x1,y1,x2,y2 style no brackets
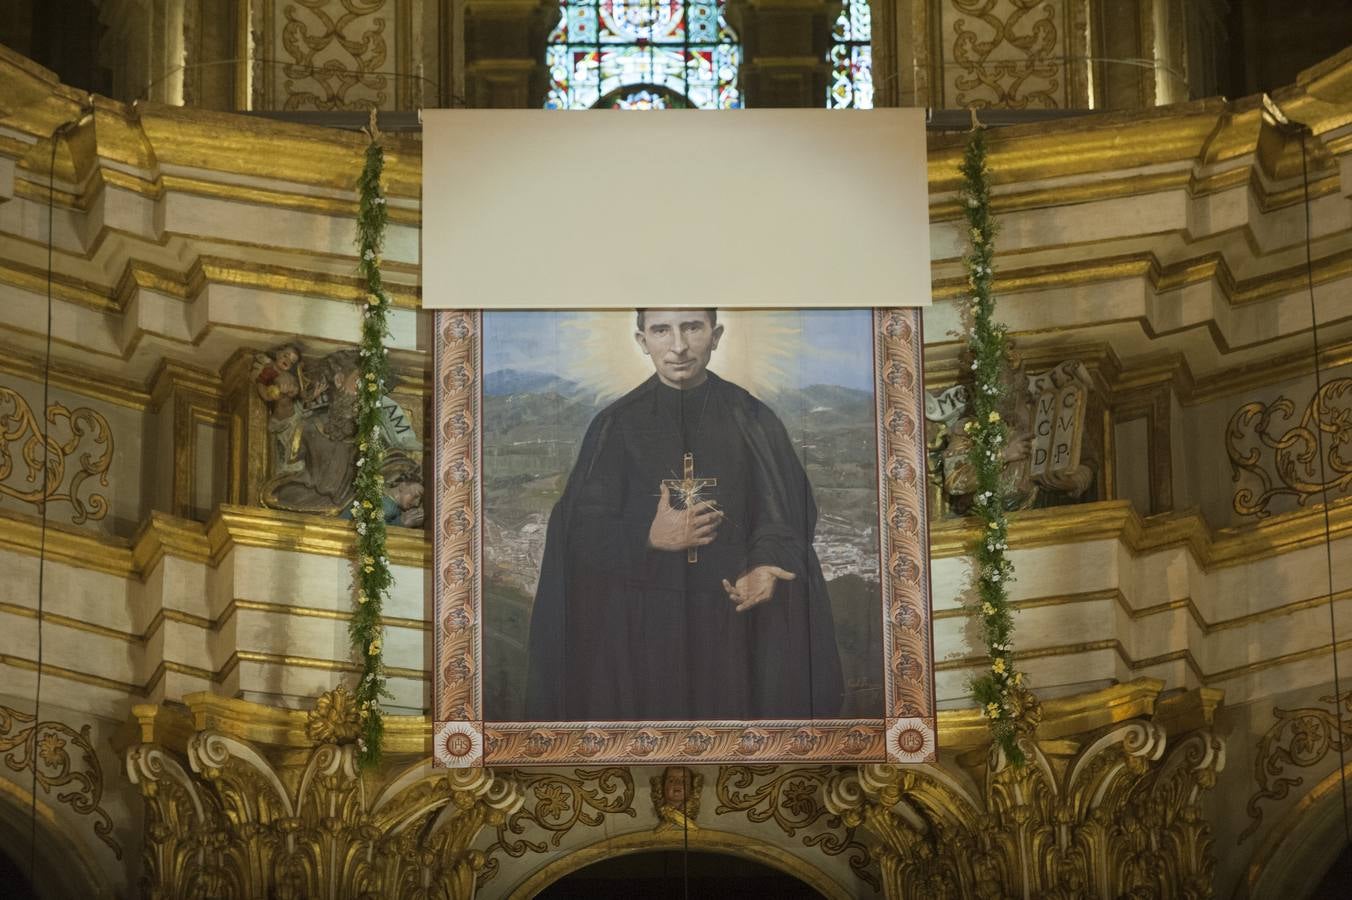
722,565,796,613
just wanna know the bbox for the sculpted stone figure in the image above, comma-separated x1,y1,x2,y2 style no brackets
253,342,425,526
651,766,703,832
927,357,1097,515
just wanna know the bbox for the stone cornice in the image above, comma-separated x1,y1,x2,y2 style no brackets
124,677,1205,756
1,497,1346,584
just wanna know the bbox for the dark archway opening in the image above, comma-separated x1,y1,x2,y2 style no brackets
0,845,37,900
538,849,826,899
1312,842,1352,899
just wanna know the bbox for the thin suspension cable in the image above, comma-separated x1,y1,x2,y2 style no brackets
1298,129,1352,847
29,110,78,891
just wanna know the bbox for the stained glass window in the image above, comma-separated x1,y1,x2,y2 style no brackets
828,0,873,109
544,0,741,110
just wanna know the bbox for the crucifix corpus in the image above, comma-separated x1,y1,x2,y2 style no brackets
662,452,718,563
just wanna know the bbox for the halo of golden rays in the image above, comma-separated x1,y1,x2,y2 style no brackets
557,310,809,404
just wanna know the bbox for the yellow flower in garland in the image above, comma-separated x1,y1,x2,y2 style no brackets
992,657,1007,675
987,410,1000,423
985,702,1002,719
368,637,382,656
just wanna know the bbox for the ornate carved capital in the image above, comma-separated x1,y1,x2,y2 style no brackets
826,720,1225,899
127,732,523,900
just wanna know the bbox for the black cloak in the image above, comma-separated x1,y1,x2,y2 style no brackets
523,372,844,721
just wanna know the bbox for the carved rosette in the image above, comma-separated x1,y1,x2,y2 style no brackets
127,732,522,900
826,721,1225,899
876,308,937,761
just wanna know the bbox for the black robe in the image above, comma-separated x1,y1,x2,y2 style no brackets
523,372,844,721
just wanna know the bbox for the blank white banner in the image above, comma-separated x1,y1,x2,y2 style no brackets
421,109,931,310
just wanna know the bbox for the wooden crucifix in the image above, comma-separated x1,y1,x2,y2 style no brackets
662,452,718,563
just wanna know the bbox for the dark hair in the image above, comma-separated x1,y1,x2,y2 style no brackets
636,309,718,331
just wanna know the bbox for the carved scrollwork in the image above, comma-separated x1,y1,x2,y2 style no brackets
128,732,522,900
826,722,1224,899
950,0,1062,109
481,767,637,883
0,705,121,858
1239,689,1352,844
281,0,390,110
0,386,112,524
716,764,878,891
1227,378,1352,518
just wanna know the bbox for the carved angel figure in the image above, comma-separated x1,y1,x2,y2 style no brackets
650,766,703,832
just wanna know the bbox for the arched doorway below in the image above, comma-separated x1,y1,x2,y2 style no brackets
1312,843,1352,898
0,846,36,900
537,849,825,899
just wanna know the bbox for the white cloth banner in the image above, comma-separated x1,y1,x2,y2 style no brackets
421,109,932,310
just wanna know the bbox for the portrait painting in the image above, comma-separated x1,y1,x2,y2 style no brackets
432,307,936,768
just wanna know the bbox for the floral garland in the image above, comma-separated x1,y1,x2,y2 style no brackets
959,124,1026,764
350,116,394,767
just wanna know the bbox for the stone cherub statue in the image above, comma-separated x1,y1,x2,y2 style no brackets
650,766,703,832
252,342,425,526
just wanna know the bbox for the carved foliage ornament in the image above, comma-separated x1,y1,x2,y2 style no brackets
281,0,390,110
0,386,112,525
825,722,1224,900
126,733,522,900
1227,377,1352,518
1239,689,1352,844
950,0,1062,109
716,764,878,890
0,705,121,859
480,766,636,883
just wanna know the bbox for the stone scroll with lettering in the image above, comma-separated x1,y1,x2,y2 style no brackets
433,309,935,767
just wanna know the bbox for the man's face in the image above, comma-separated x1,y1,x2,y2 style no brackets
634,310,723,389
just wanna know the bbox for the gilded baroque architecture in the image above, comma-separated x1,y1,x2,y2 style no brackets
2,2,1352,895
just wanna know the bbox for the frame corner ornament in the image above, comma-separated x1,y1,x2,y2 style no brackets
885,716,936,764
435,720,485,768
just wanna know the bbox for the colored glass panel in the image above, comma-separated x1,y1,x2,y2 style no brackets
546,0,741,109
828,0,873,109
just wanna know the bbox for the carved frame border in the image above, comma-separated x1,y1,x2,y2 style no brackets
433,308,934,766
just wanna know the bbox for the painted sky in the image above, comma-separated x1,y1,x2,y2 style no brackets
483,309,876,394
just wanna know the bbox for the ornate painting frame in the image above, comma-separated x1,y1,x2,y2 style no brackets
432,308,934,767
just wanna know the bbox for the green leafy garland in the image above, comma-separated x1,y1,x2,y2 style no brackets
350,120,393,768
959,125,1026,765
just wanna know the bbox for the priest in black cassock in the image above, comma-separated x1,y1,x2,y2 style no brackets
524,309,844,721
